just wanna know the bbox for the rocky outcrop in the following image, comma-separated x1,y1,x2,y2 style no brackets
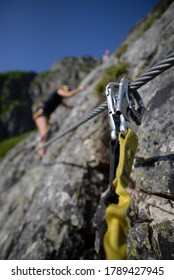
0,56,99,139
0,0,174,259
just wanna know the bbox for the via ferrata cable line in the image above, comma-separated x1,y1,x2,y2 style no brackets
34,52,174,154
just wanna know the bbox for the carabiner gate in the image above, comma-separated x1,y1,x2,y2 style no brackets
105,78,145,140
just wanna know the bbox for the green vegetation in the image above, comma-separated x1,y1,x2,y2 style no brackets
141,0,173,34
152,0,173,17
79,64,96,73
30,70,56,89
141,17,157,34
37,69,58,80
115,44,128,59
125,0,173,40
0,131,32,159
0,71,36,116
94,63,129,97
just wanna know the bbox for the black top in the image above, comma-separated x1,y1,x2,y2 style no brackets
43,90,62,116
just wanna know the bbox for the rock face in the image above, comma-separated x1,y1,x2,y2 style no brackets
0,0,174,259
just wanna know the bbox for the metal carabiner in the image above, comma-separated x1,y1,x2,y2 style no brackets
105,82,119,140
116,77,145,133
105,78,145,140
116,77,130,133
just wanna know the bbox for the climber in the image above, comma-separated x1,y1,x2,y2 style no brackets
32,84,85,157
102,49,110,63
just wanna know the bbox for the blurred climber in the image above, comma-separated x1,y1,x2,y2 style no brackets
102,49,110,63
32,84,85,157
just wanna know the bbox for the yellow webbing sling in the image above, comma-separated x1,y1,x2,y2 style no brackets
104,128,138,260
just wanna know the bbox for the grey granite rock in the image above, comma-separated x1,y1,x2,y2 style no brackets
0,0,174,260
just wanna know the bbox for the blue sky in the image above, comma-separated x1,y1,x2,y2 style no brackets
0,0,159,73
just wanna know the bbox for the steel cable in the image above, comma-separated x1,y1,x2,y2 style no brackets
35,52,174,152
40,102,107,150
130,54,174,89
